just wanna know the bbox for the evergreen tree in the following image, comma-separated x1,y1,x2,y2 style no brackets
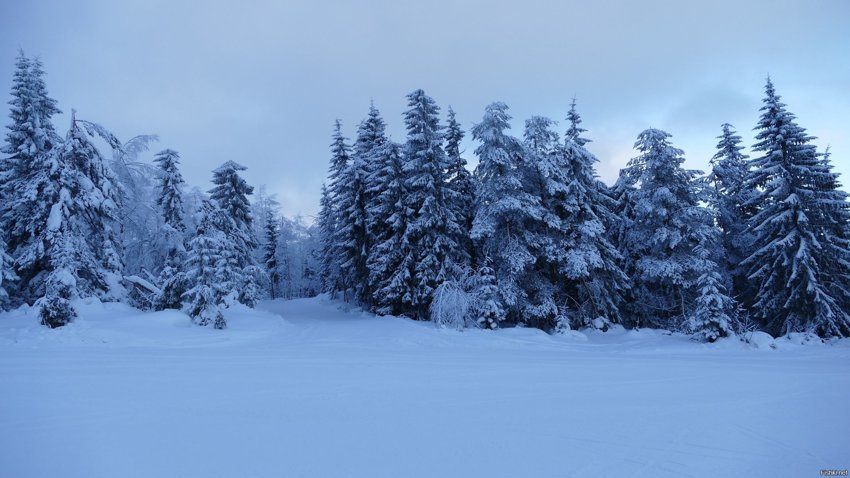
1,51,62,303
153,149,186,233
709,123,752,298
621,128,716,329
471,258,504,329
741,79,850,337
42,113,125,301
471,102,540,326
688,245,736,342
264,211,281,299
553,103,628,328
322,121,352,296
153,149,188,309
366,141,411,315
209,160,261,306
182,200,229,329
444,106,476,268
0,238,17,310
316,183,337,293
400,89,459,319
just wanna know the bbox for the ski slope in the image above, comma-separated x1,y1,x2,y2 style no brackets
1,296,848,477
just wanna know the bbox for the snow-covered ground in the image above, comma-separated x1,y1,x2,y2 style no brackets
1,296,848,477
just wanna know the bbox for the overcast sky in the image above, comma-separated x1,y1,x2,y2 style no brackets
2,0,848,219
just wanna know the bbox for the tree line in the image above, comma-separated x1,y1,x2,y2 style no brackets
318,83,850,340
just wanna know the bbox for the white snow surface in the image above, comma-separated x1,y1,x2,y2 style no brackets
1,296,848,477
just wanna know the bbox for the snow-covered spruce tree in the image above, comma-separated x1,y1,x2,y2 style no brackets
621,128,716,330
209,160,261,306
0,237,17,310
688,245,736,342
470,257,505,329
444,106,476,269
0,51,62,303
152,149,188,309
182,200,229,329
399,89,460,319
552,102,629,329
365,141,411,315
741,79,850,337
263,211,282,299
816,147,850,322
321,121,352,297
709,123,752,299
316,183,337,293
43,113,125,301
335,106,384,305
471,102,540,327
520,115,563,328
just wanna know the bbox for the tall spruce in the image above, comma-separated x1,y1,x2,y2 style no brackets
264,211,282,299
1,51,62,303
209,161,261,306
153,149,188,309
366,141,411,315
322,121,352,297
444,106,476,269
620,128,717,329
554,102,628,328
400,89,459,319
182,200,228,329
741,79,850,337
709,124,752,298
471,102,540,327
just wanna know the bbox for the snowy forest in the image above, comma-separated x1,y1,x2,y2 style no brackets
3,51,849,341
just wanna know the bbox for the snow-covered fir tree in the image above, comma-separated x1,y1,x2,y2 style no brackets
321,121,352,297
263,211,282,299
444,106,476,269
470,257,504,329
399,89,459,319
550,102,629,328
209,160,261,306
688,244,736,342
709,123,752,299
316,183,337,293
619,128,716,329
335,108,380,305
741,79,850,337
0,51,62,303
471,102,540,327
152,149,188,309
0,238,17,310
45,113,125,301
182,200,228,329
365,141,411,315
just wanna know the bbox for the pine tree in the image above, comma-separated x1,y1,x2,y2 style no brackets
741,79,850,337
471,102,540,326
621,128,716,329
709,123,752,299
209,160,261,306
1,51,62,303
400,89,459,319
444,106,476,269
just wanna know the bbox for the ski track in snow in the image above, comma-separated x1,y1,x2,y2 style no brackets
1,296,848,478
